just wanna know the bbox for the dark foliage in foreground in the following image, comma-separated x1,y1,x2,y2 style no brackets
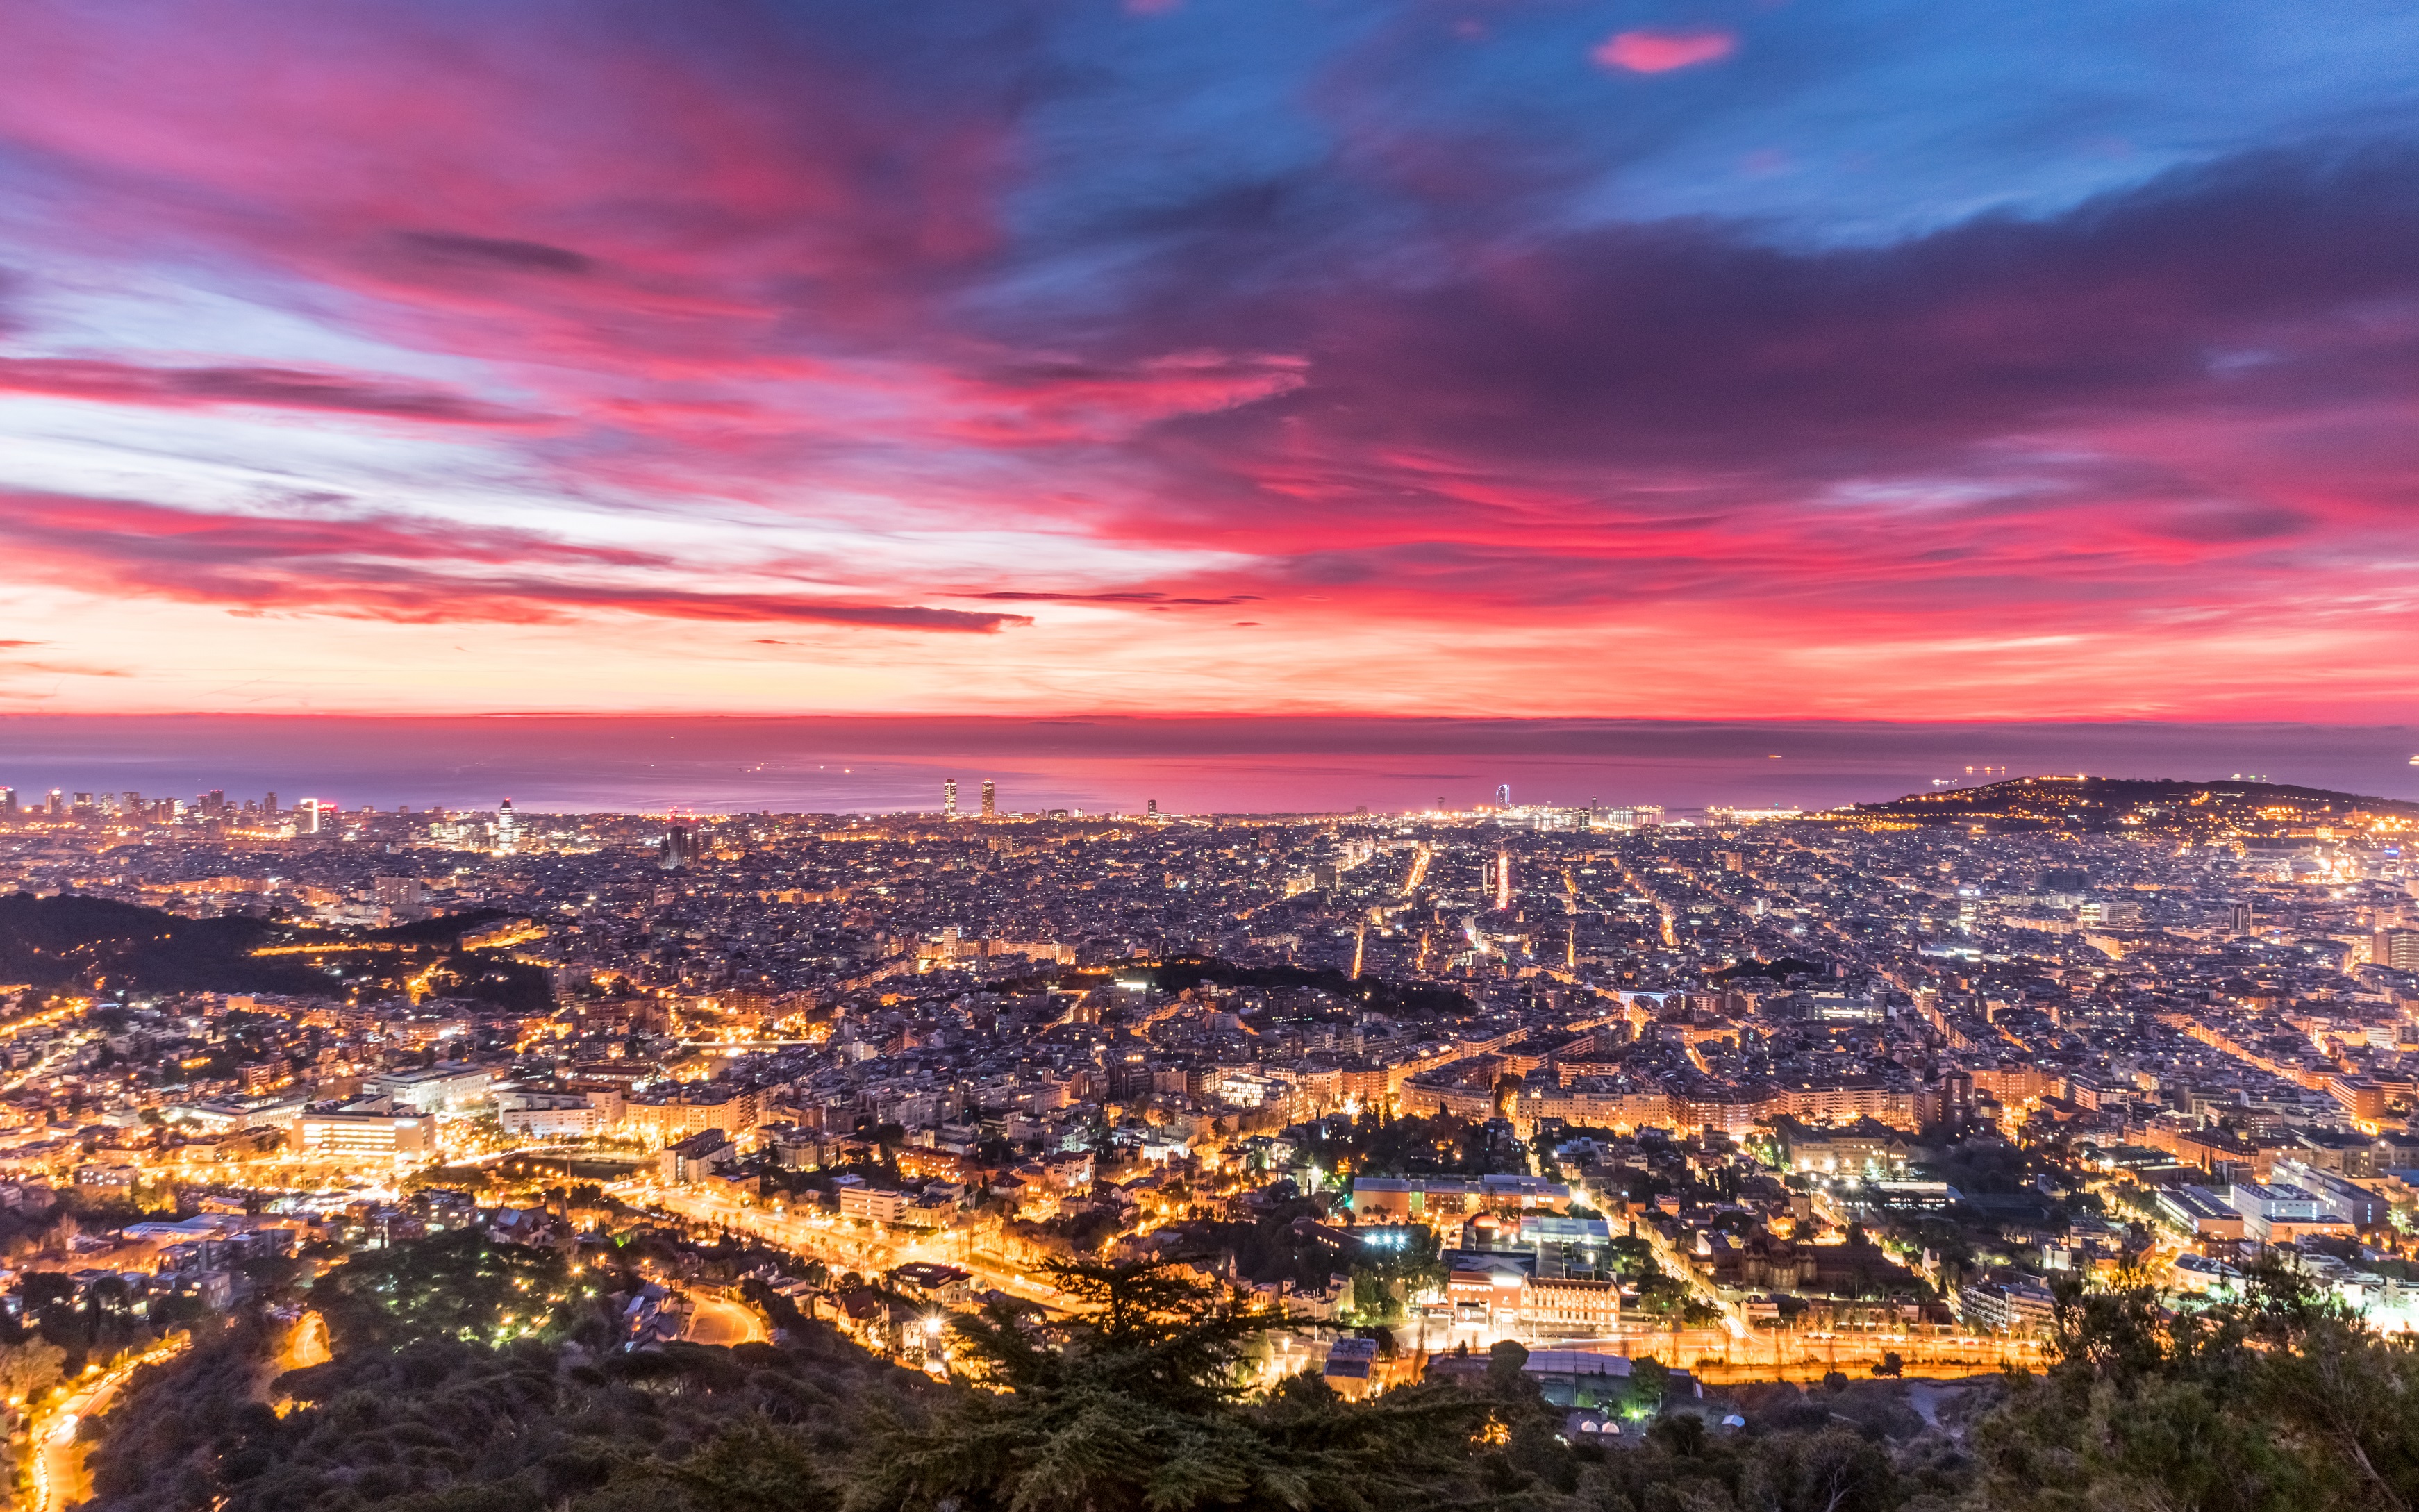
1970,1258,2419,1512
85,1234,2419,1512
854,1258,1499,1512
83,1320,930,1511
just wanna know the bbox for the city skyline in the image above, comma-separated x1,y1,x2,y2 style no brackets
3,2,2418,721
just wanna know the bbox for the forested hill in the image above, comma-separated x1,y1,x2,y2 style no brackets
0,892,319,994
1839,774,2419,833
0,891,525,997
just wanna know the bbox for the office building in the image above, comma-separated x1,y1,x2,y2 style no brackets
2227,1182,2354,1245
2375,928,2419,972
367,1063,497,1115
294,1109,437,1157
942,779,958,817
981,779,996,818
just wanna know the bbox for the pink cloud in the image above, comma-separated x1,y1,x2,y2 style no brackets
0,355,547,426
1593,29,1738,74
0,490,1028,634
0,6,2413,720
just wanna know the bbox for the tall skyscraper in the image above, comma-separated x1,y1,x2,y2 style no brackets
299,797,322,834
46,789,64,816
660,824,693,871
980,779,996,819
0,788,15,815
943,779,958,817
263,792,278,816
1493,783,1511,810
1147,798,1158,819
496,797,520,852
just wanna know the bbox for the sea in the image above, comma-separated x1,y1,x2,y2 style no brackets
2,716,2415,817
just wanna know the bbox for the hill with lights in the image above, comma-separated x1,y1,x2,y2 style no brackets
1832,775,2419,836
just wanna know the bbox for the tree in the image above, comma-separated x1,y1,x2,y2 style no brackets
0,1336,65,1402
615,1415,840,1512
1486,1338,1529,1390
310,1228,599,1353
1630,1356,1672,1413
1970,1256,2417,1512
1745,1425,1897,1512
854,1257,1492,1512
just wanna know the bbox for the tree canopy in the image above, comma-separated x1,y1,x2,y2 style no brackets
83,1231,2419,1512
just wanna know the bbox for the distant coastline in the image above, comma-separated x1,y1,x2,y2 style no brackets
1,714,2414,816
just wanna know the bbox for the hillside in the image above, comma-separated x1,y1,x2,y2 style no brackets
80,1229,2419,1512
1836,775,2419,836
0,892,531,999
0,892,334,995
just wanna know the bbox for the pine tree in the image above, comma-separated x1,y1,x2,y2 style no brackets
851,1257,1493,1512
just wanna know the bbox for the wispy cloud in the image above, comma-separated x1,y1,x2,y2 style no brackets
1592,30,1737,74
0,0,2413,716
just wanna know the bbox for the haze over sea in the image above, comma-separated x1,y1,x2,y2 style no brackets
2,717,2413,819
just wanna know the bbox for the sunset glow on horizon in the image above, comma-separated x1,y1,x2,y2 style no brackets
3,1,2418,722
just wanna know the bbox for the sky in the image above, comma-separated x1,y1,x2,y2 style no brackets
2,0,2418,722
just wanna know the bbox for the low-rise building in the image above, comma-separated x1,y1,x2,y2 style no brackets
659,1129,734,1186
1521,1276,1621,1335
836,1175,906,1224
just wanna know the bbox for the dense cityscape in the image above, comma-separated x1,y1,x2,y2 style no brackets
12,0,2419,1503
0,772,2416,1505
